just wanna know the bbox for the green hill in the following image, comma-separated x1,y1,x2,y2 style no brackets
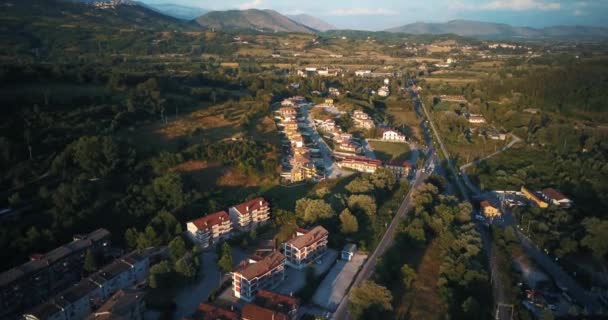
195,9,316,33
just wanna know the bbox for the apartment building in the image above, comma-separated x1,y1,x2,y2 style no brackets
254,290,299,320
382,129,406,142
186,211,233,248
0,229,110,319
23,251,149,320
87,289,146,320
282,226,329,269
385,160,412,179
232,252,286,301
337,157,381,173
228,198,271,231
241,304,288,320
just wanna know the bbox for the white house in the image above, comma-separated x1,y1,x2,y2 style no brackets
382,129,406,142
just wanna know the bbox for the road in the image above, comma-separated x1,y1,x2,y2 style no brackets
332,167,432,320
411,87,510,318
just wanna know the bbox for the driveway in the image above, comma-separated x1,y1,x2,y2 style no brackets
312,254,367,311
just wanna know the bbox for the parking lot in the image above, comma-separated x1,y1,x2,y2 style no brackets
312,253,367,311
275,249,338,296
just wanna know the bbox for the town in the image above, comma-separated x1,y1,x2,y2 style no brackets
1,1,608,320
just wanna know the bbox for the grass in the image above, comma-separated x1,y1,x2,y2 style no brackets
369,141,411,163
387,108,423,142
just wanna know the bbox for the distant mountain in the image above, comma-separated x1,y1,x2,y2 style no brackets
140,3,207,20
386,20,608,39
287,14,335,32
195,9,316,33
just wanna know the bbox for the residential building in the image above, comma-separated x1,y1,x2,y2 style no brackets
87,289,145,320
289,154,317,182
241,304,288,320
232,251,286,301
337,157,381,173
521,186,548,208
282,226,329,269
228,198,271,231
342,244,357,261
377,86,390,97
337,141,358,153
186,211,233,248
354,70,371,77
1,229,110,319
328,87,340,97
382,129,406,142
541,188,573,208
315,119,336,132
282,120,298,132
193,303,239,320
24,251,149,320
333,132,352,144
385,160,411,179
254,290,299,320
278,107,296,121
467,113,486,124
324,98,334,105
480,201,501,219
352,110,375,129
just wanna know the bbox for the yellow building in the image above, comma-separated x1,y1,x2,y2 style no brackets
521,186,548,208
480,201,500,219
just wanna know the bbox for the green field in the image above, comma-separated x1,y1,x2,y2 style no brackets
369,141,411,162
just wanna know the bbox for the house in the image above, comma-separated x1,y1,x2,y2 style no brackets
289,153,317,182
232,251,286,301
521,186,548,209
186,211,233,248
341,244,357,261
355,70,371,77
192,303,239,320
241,304,288,320
328,87,340,97
87,289,145,320
278,107,296,120
352,110,375,129
337,141,359,153
333,132,352,144
282,226,329,269
1,229,111,319
480,201,501,219
337,157,381,173
385,160,411,179
382,129,406,142
316,119,336,132
24,251,150,320
229,198,271,231
254,290,299,320
324,98,334,105
282,120,298,132
541,188,573,208
467,113,486,124
377,86,390,97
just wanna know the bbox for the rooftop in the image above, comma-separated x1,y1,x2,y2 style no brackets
286,226,328,250
480,200,496,209
255,290,299,314
231,197,269,216
343,243,357,253
542,188,567,201
241,304,288,320
234,251,285,280
195,303,239,320
189,211,231,231
24,301,63,319
59,279,99,303
90,289,145,320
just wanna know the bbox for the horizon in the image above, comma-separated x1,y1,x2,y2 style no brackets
141,0,608,30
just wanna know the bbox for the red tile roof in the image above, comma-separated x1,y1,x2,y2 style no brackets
255,290,299,313
542,188,567,201
234,251,285,280
195,303,239,320
388,159,411,167
480,200,496,209
189,211,230,231
286,226,328,250
231,197,269,216
241,304,288,320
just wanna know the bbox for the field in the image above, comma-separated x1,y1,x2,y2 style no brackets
369,141,411,162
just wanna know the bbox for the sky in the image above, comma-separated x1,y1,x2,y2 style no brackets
142,0,608,30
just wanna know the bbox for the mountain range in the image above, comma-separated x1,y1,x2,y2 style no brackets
386,20,608,40
195,9,316,33
287,14,336,32
141,2,207,20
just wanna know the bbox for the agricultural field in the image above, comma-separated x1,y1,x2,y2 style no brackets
369,141,411,162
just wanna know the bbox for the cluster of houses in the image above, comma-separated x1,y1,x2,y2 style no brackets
277,97,321,183
191,226,331,320
296,67,340,78
376,78,391,97
352,110,375,130
336,156,412,179
354,70,394,78
186,197,271,248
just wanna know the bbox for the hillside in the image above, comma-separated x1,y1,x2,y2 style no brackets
287,14,336,32
140,2,207,20
386,20,608,39
195,9,316,33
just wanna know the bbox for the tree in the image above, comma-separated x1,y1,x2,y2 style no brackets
347,195,377,216
124,228,139,249
295,198,335,223
71,136,120,177
218,242,233,273
349,280,393,319
83,249,97,274
540,310,555,320
370,168,397,190
462,296,481,318
401,263,417,290
149,260,172,289
175,255,196,279
168,237,187,262
8,192,22,208
339,209,359,234
581,218,608,259
345,177,374,193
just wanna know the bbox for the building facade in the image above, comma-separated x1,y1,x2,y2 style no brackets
186,211,233,248
228,198,271,231
282,226,329,269
382,129,406,142
337,157,381,173
232,252,286,301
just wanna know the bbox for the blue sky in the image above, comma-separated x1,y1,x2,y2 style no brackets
142,0,608,30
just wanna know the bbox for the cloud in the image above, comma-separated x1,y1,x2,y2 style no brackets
451,0,561,11
239,0,263,10
329,8,398,16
